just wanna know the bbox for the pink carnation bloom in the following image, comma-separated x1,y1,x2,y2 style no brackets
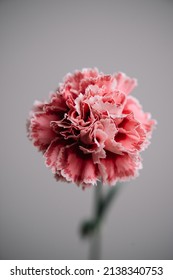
27,68,156,188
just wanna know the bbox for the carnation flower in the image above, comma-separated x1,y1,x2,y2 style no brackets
27,68,156,188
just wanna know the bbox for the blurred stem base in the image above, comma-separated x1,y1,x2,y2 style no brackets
80,181,122,260
89,181,102,260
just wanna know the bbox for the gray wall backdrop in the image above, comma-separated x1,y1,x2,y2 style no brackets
0,0,173,260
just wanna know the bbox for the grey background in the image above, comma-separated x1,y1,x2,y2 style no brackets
0,0,173,259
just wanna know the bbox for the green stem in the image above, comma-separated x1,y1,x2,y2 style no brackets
89,181,102,260
80,182,123,259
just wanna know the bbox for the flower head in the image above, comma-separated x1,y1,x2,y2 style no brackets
27,68,156,188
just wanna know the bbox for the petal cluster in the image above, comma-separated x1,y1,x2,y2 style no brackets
27,68,156,188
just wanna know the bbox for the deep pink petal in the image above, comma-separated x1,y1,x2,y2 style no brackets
44,93,68,112
61,147,99,186
99,152,142,185
28,113,58,151
44,139,66,174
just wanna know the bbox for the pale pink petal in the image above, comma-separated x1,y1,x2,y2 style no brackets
115,72,137,95
124,96,156,134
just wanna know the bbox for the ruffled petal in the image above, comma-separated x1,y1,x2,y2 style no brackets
44,139,66,173
124,96,156,135
60,147,99,187
99,152,142,185
28,113,58,151
115,72,137,95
